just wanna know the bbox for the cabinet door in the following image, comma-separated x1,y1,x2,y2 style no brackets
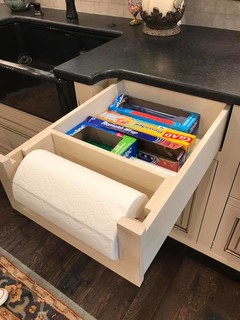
198,106,240,249
170,160,218,245
211,198,240,271
230,164,240,201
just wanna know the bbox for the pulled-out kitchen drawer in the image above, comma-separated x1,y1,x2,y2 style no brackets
0,80,230,286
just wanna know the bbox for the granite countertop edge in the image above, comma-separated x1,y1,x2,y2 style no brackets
1,4,240,105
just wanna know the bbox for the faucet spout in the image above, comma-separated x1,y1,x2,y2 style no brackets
66,0,78,20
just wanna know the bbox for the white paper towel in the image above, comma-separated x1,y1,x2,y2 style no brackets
12,149,148,260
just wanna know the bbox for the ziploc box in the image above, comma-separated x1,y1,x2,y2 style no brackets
97,111,196,154
65,120,137,158
109,94,200,134
85,116,186,171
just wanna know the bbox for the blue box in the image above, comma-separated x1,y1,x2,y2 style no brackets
109,94,200,134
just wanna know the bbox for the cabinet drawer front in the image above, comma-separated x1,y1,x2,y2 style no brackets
0,80,230,285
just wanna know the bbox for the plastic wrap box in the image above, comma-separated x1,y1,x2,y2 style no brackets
66,120,137,158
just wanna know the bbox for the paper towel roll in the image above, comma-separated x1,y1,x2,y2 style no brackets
12,149,148,260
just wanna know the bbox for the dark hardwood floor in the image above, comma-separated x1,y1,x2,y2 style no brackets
0,183,239,320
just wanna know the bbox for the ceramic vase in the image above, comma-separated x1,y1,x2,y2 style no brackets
4,0,30,11
140,0,185,36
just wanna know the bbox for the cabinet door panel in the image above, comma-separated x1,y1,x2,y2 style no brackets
0,103,51,154
231,164,240,201
198,106,240,249
212,200,240,270
170,160,218,245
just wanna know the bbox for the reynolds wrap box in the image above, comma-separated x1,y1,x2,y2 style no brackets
97,111,196,154
109,93,200,134
65,120,137,158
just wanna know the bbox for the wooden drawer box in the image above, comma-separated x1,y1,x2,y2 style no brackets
0,80,230,286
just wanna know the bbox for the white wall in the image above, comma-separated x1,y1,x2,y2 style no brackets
1,0,240,30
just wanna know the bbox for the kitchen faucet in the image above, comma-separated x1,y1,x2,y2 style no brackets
66,0,78,19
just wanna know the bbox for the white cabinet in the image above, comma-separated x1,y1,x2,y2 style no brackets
192,105,240,272
210,147,240,269
0,80,229,285
170,105,240,273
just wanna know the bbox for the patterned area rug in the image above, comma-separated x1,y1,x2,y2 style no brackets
0,247,96,320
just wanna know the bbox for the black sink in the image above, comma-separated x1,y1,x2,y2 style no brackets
0,21,119,121
0,21,118,71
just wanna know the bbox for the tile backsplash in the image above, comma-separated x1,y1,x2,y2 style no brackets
1,0,240,30
183,0,240,31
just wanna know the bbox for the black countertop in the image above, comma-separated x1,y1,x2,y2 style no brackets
1,4,240,105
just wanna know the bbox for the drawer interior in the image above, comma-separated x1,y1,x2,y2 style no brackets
51,80,228,175
52,80,226,140
11,80,228,223
6,80,229,203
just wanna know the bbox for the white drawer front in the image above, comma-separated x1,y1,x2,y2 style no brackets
0,80,230,285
